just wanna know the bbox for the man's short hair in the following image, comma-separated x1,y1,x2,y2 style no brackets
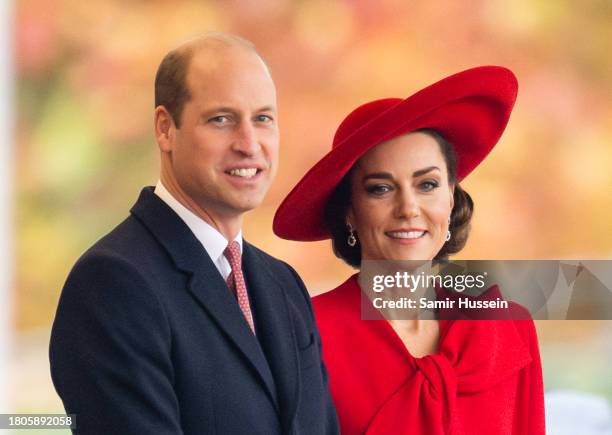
154,33,263,128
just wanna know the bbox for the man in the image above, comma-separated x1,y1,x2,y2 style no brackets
49,33,339,435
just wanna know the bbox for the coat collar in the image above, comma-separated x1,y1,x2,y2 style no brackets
333,275,533,392
153,180,243,276
130,187,285,411
242,246,300,433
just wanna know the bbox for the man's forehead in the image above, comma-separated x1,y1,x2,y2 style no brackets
185,46,276,103
187,42,270,78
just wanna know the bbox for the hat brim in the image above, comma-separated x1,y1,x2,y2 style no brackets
273,66,518,241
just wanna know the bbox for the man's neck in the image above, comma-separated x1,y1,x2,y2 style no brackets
159,171,242,241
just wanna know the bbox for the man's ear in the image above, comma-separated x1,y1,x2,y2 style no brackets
154,106,176,153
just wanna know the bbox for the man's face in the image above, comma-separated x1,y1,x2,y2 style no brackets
167,47,279,219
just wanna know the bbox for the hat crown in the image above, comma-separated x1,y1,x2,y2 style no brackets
332,98,403,149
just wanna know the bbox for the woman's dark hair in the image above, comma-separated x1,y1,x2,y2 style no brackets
323,129,474,268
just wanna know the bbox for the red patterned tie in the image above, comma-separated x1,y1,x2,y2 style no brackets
223,241,256,334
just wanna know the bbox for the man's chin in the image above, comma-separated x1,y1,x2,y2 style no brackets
224,194,268,214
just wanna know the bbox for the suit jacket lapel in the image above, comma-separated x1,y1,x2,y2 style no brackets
243,243,300,433
130,187,278,409
186,267,278,409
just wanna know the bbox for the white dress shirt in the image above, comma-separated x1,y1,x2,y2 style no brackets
154,180,242,280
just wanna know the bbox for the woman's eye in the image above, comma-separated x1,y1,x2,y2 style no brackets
419,180,439,192
365,184,392,195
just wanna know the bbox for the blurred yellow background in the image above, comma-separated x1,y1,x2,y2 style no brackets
9,0,612,424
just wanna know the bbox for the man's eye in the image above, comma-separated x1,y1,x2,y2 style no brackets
255,114,273,122
209,115,230,124
365,184,392,195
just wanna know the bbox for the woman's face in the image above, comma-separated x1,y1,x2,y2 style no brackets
348,132,454,262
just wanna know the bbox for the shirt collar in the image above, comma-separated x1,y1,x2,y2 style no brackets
154,180,243,265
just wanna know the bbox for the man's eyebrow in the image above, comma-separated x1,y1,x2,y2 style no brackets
202,107,238,116
256,105,276,113
202,106,276,116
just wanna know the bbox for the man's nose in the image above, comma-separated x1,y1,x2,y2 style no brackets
232,121,260,156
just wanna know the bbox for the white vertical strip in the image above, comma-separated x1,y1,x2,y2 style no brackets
0,0,13,414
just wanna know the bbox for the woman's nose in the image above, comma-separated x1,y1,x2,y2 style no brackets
394,190,420,219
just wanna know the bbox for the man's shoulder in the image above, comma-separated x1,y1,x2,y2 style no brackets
81,214,151,259
70,212,167,282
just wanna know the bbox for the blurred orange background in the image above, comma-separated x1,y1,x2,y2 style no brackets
10,0,612,419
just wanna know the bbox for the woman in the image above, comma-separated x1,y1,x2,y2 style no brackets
273,66,545,434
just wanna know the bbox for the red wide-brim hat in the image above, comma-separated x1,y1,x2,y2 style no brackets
273,65,518,241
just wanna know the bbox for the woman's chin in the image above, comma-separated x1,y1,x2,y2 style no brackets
387,246,437,263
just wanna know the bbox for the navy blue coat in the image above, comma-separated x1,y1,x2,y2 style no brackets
49,187,339,435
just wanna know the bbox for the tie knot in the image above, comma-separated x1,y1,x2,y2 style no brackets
223,241,241,269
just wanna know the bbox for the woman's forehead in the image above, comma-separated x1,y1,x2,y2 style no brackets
355,132,447,173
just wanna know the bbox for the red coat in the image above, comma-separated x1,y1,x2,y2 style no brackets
313,274,545,435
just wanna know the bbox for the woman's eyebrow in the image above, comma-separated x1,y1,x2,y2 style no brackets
413,166,440,177
362,166,440,181
362,172,394,182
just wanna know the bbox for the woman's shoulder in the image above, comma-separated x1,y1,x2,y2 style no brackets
497,293,539,345
312,274,360,317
